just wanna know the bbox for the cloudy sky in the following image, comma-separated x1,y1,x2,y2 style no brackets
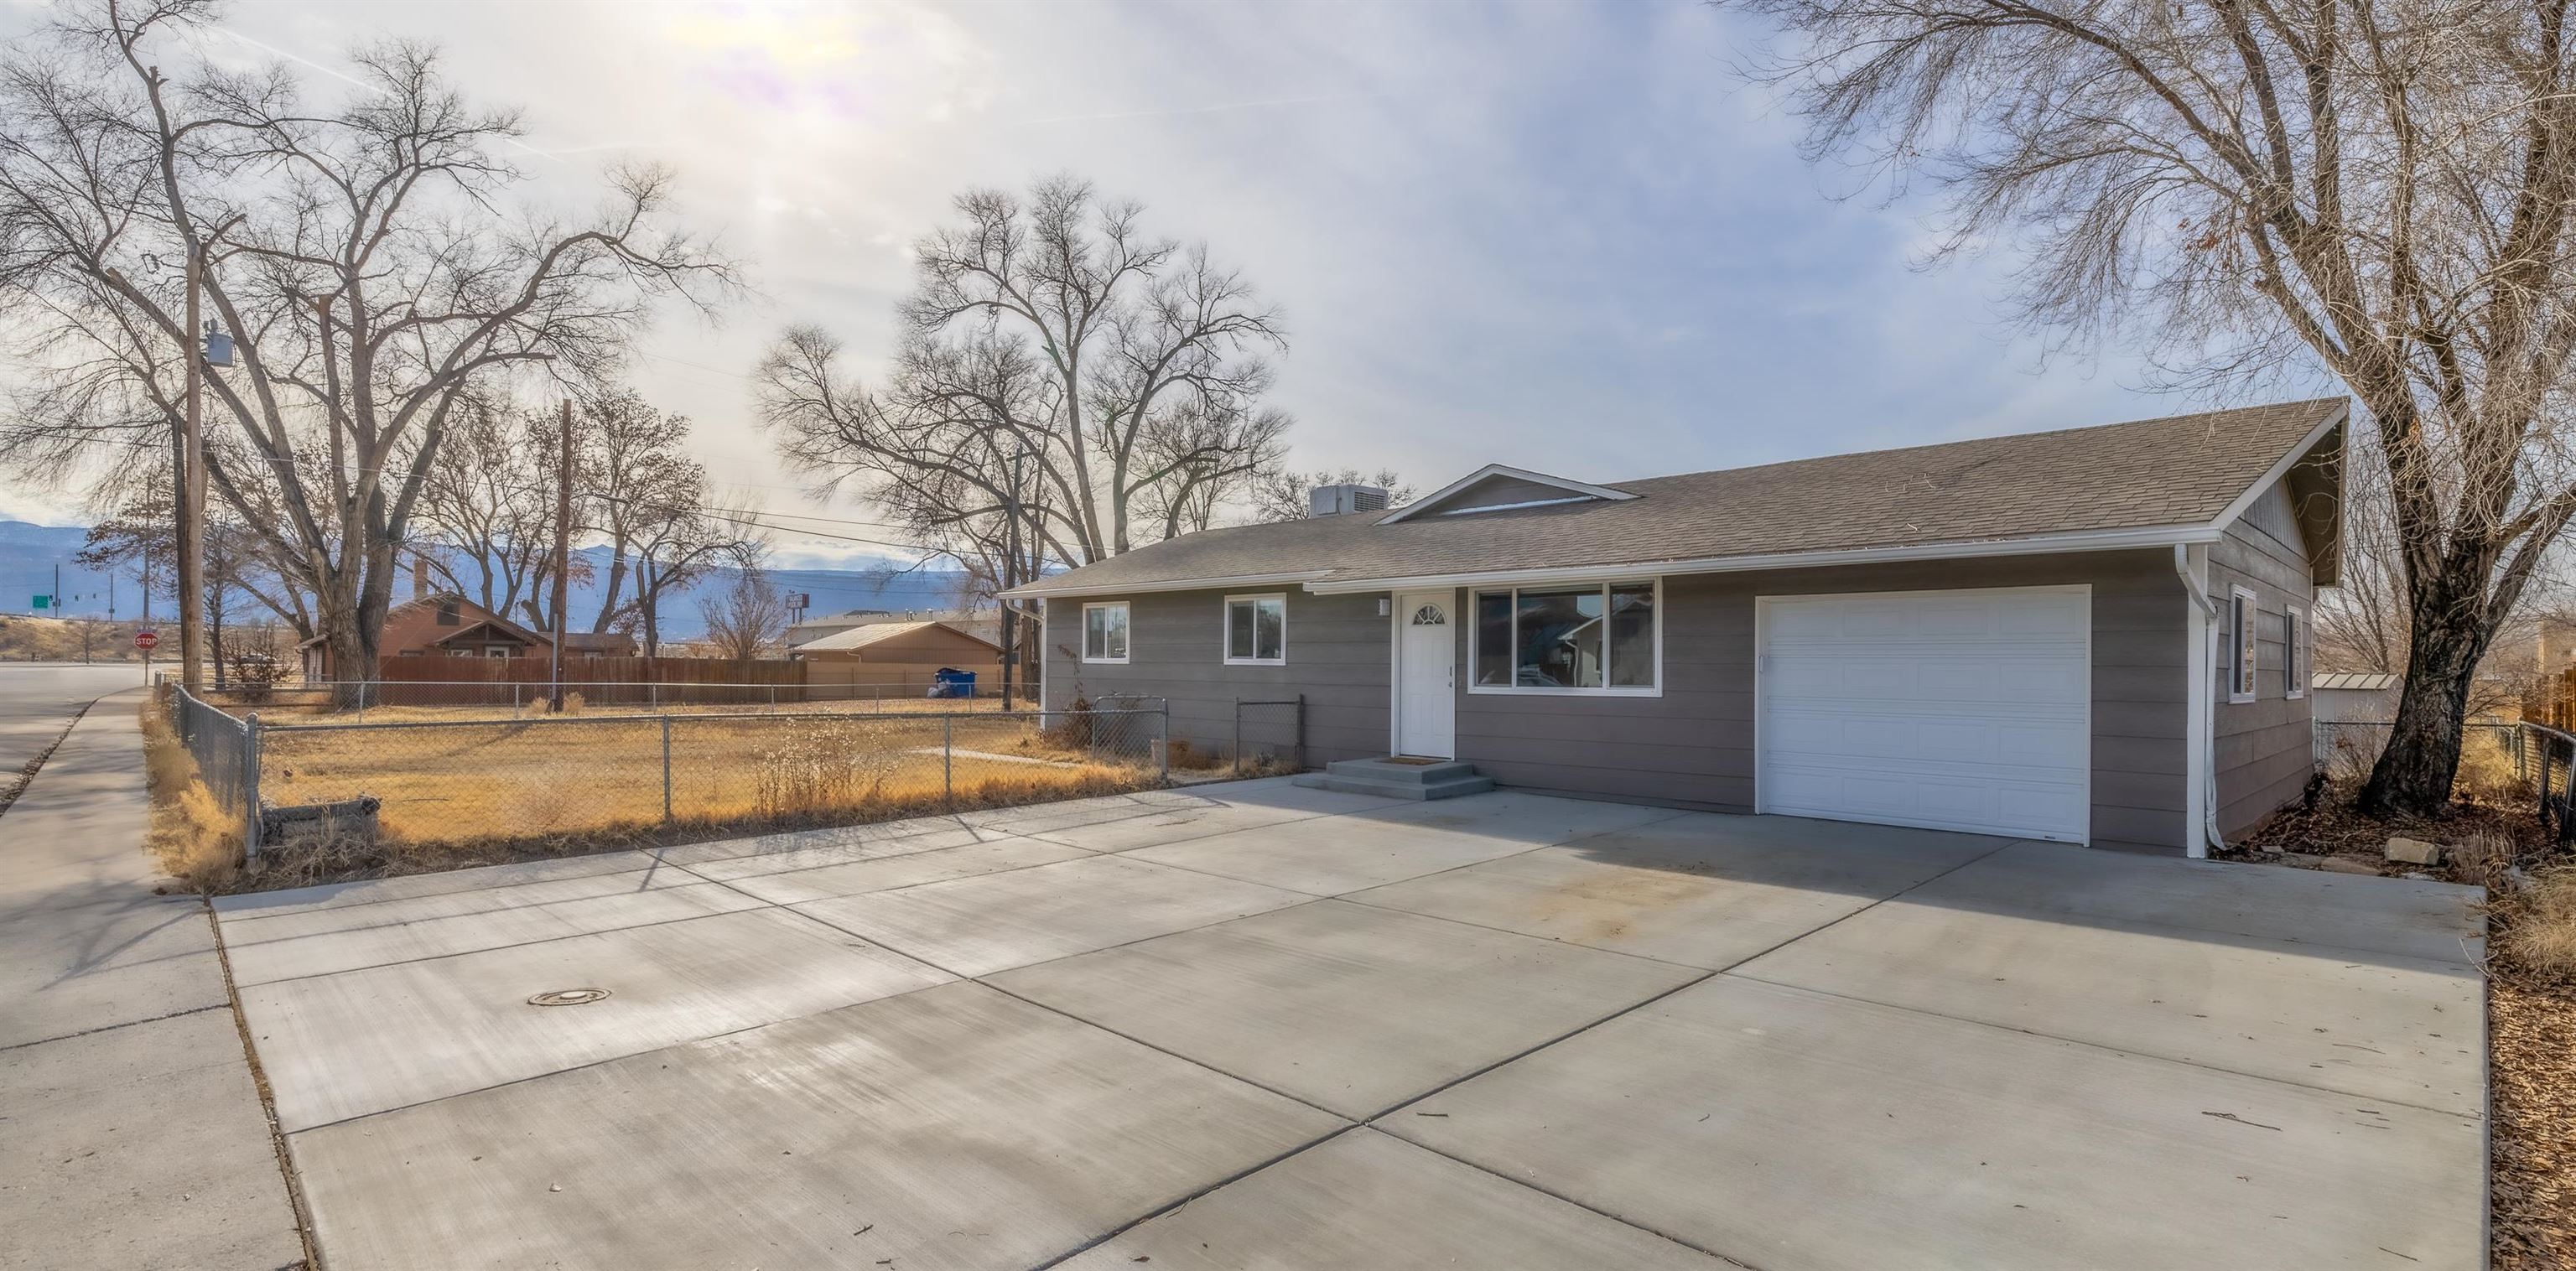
0,0,2181,564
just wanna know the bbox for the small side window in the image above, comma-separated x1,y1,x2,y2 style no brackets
2283,604,2306,700
2227,587,2258,703
1083,602,1130,664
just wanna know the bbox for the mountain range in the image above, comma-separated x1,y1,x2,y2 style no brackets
0,521,971,640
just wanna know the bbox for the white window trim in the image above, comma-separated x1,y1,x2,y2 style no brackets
2227,585,2258,704
2283,603,2306,699
1222,593,1287,666
1081,600,1130,665
1466,578,1664,697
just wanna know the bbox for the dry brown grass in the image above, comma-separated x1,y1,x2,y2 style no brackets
0,615,146,662
137,700,242,893
207,693,1022,723
2501,867,2576,981
221,708,1164,893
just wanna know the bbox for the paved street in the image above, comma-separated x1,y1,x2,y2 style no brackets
0,682,305,1271
218,780,2489,1271
0,662,145,792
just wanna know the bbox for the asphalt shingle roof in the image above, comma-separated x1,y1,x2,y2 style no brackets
1010,398,2346,597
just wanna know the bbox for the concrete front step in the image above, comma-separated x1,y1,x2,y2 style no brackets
1292,757,1494,802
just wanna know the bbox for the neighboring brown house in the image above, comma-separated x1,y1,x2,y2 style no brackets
1008,399,2346,858
299,594,630,679
793,619,1002,681
787,607,1004,647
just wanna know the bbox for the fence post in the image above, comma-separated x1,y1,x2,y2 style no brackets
2541,732,2555,828
2560,742,2576,847
242,712,262,864
1233,698,1244,776
357,680,368,718
661,714,675,824
943,715,954,807
1160,702,1171,781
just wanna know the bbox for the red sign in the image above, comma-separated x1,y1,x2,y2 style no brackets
133,629,158,651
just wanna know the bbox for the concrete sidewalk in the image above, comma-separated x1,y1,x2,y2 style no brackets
0,691,305,1271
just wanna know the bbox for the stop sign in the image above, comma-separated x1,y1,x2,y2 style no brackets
133,629,158,651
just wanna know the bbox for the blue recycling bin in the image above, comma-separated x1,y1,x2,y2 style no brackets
928,667,977,699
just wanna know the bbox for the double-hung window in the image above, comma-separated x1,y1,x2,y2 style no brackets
1223,594,1285,665
2226,586,2258,703
1083,601,1130,664
1471,580,1659,694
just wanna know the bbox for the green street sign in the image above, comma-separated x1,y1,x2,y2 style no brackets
31,594,49,610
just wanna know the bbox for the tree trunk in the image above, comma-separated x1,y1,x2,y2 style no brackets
2357,576,2490,817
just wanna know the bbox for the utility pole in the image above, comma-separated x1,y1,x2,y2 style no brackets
548,399,573,712
178,239,205,691
1000,445,1024,710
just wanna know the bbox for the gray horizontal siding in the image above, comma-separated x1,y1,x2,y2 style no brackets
2210,478,2318,838
1041,589,1389,765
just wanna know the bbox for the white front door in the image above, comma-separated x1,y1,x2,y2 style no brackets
1394,591,1457,759
1757,585,2090,843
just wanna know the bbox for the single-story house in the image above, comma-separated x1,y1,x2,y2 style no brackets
787,608,1004,647
299,594,632,679
793,619,1006,693
1005,399,2345,858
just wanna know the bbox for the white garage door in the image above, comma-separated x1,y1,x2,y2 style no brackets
1757,586,2090,843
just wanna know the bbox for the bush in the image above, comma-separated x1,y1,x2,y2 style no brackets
2502,867,2576,983
228,649,286,703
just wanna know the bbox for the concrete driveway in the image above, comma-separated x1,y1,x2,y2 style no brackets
214,780,2489,1270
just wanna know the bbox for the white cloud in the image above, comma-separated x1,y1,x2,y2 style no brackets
0,0,2194,532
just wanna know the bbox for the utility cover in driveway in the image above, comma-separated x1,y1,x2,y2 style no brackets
1759,587,2090,842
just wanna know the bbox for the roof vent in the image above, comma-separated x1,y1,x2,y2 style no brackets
1309,484,1389,517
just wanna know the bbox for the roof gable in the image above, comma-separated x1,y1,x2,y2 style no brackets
1377,464,1638,524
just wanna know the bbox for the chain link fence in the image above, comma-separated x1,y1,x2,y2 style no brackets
1230,696,1306,776
164,682,262,859
245,701,1170,855
236,678,1027,716
2313,719,2528,788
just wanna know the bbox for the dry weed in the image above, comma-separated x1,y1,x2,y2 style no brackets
2501,867,2576,983
137,702,240,892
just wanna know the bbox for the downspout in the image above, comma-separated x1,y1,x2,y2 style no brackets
2174,544,2222,857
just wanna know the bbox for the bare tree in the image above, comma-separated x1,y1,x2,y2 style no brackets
575,388,723,634
0,2,735,702
2312,431,2407,677
1732,0,2576,814
756,174,1291,579
697,565,786,665
413,395,566,620
75,470,306,659
624,504,742,660
1249,466,1419,524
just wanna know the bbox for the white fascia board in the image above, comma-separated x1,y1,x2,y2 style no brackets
1301,522,2222,594
2206,402,2350,532
1376,464,1638,526
998,570,1332,600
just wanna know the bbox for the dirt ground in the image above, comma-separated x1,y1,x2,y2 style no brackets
2234,783,2575,1271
